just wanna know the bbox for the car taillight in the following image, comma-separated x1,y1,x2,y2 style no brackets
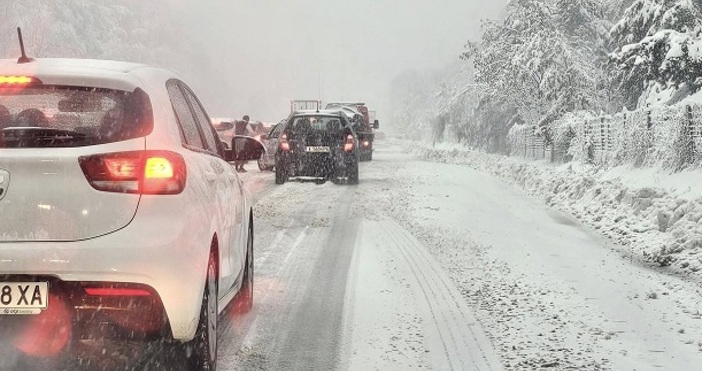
0,75,37,84
79,150,186,195
344,134,355,152
362,140,370,147
279,133,290,151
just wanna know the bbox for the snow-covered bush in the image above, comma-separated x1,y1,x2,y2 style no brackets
551,111,596,163
648,105,690,168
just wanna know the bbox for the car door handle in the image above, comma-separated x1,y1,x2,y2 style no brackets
205,171,217,182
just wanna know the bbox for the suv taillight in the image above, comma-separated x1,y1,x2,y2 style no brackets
344,134,355,152
79,150,186,194
279,133,290,151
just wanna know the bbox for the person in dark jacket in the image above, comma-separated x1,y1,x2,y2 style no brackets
234,115,250,172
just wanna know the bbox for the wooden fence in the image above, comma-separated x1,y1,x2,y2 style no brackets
509,104,701,168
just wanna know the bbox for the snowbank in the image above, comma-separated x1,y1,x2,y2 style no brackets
407,141,702,278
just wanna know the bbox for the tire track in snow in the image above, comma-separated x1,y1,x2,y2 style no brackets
378,217,503,371
271,187,358,370
218,182,356,370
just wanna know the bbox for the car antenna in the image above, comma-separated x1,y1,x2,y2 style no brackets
17,27,34,64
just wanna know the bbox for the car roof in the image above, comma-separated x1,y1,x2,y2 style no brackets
0,58,172,91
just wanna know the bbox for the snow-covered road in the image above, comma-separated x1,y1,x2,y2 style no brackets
221,140,702,370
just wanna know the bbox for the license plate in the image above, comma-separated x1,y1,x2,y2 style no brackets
0,282,49,315
305,146,330,153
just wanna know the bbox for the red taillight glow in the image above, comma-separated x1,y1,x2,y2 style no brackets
79,150,186,194
144,157,174,179
344,134,355,152
84,287,152,297
279,133,290,151
0,75,35,84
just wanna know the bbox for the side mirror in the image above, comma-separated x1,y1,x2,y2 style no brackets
372,120,379,129
225,136,265,162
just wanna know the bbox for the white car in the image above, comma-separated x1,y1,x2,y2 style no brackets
0,58,263,369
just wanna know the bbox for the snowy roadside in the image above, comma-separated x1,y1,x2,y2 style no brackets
402,140,702,280
358,142,702,370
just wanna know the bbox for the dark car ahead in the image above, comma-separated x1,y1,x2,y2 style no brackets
275,111,359,184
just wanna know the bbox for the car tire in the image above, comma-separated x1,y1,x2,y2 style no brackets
347,163,359,185
368,151,373,161
182,250,218,370
257,158,266,171
233,222,254,314
275,164,287,184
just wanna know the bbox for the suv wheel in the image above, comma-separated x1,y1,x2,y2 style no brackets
347,163,359,185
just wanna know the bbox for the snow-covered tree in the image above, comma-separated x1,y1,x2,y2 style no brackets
463,0,614,138
604,0,638,20
0,0,218,108
610,0,702,107
611,0,701,45
0,0,204,76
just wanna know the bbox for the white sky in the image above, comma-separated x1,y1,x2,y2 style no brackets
172,0,506,122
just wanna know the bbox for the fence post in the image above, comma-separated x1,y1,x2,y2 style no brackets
685,105,696,165
600,117,605,151
647,110,652,130
647,110,653,158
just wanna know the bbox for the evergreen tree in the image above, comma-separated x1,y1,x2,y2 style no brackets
610,0,702,108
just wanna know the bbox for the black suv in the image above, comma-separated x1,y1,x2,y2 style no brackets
275,111,359,184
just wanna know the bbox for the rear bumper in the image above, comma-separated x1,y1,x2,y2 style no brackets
276,151,356,177
0,203,210,342
0,277,169,345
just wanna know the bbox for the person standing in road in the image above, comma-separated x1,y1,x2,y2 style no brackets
234,115,250,172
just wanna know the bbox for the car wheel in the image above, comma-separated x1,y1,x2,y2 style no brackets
233,222,254,314
257,158,266,171
368,151,373,161
182,250,217,370
347,163,359,185
275,164,287,184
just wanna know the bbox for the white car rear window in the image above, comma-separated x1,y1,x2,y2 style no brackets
0,86,153,148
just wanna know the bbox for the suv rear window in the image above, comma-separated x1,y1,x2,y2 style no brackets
289,116,345,136
0,86,153,148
